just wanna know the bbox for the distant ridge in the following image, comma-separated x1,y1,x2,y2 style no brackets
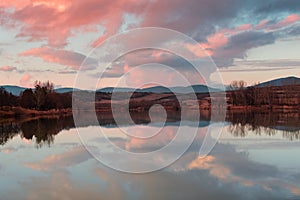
2,76,300,96
0,85,27,96
97,85,221,94
0,85,81,95
97,87,136,93
55,87,81,93
255,76,300,87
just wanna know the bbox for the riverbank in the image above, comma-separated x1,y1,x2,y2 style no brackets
227,105,300,113
0,106,72,118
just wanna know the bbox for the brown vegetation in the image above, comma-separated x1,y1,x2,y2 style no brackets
226,80,300,111
1,80,300,119
0,81,72,117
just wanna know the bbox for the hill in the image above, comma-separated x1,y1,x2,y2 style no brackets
2,76,300,96
0,85,27,96
0,85,83,95
97,85,220,94
54,87,81,93
255,76,300,87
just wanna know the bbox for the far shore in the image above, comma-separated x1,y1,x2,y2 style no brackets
1,103,299,121
0,106,72,118
2,82,300,121
227,105,300,112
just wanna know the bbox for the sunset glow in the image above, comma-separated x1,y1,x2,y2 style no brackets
0,0,299,88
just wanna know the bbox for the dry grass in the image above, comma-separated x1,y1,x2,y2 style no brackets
0,106,72,118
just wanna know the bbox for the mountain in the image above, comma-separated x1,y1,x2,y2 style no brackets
0,84,222,95
174,85,221,93
97,85,221,94
140,86,172,93
0,86,81,95
54,87,81,93
0,85,27,96
97,86,173,93
97,87,136,93
4,76,299,96
141,85,221,93
255,76,300,87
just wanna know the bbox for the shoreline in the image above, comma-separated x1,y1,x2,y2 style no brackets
0,106,72,118
1,104,299,119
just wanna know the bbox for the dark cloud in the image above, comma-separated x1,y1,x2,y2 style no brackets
285,24,300,36
137,0,299,68
213,31,276,67
254,0,300,15
140,0,244,42
101,49,198,78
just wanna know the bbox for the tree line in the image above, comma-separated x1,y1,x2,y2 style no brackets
227,80,300,106
0,81,72,110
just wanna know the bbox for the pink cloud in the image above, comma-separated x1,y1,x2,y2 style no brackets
280,14,300,25
2,1,299,72
0,0,259,49
23,146,89,171
20,73,32,87
98,48,208,85
123,64,206,88
216,23,253,36
20,47,96,70
199,32,229,56
103,64,131,77
236,24,252,31
207,33,228,47
192,16,292,60
185,43,212,57
269,14,300,30
125,126,176,151
0,65,17,71
1,0,147,47
188,155,232,181
1,147,17,154
0,0,31,9
255,19,270,30
191,23,254,58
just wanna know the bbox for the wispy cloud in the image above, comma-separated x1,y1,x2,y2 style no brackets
0,65,16,71
20,47,97,70
19,73,32,87
23,146,90,171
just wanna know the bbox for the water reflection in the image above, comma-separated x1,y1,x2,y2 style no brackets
226,111,300,140
1,116,74,147
1,112,300,199
1,111,300,147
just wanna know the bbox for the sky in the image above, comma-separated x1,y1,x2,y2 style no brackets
0,0,300,89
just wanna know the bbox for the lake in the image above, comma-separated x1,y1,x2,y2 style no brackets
1,113,300,200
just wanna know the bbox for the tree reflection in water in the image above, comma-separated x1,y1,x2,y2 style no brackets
20,117,75,148
1,110,300,147
226,111,300,140
0,116,74,147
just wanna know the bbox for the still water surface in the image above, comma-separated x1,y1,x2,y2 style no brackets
1,114,300,200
